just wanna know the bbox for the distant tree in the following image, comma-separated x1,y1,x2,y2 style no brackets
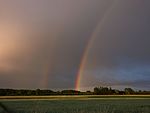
36,89,41,95
94,87,99,94
124,88,135,94
0,87,149,96
61,90,80,95
85,91,92,95
94,87,113,95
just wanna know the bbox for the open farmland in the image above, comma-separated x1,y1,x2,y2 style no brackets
0,95,150,100
0,95,150,113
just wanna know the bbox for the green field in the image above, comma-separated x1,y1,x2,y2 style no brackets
0,96,150,113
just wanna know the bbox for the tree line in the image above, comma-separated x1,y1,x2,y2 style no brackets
0,87,149,96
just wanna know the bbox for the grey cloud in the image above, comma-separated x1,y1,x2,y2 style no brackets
0,0,150,90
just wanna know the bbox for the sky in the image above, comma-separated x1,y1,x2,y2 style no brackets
0,0,150,91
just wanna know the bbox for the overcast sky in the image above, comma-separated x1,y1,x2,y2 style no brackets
0,0,150,91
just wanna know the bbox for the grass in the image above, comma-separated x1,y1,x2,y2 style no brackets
0,96,150,113
0,95,150,99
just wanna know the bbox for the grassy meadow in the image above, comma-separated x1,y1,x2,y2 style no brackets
0,95,150,113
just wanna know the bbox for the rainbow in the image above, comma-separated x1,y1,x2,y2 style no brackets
75,1,118,91
39,63,50,88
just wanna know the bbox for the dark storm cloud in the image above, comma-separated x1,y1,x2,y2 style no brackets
87,0,150,68
0,0,150,90
79,0,150,90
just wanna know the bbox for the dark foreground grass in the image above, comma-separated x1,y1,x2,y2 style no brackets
0,98,150,113
0,95,150,100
